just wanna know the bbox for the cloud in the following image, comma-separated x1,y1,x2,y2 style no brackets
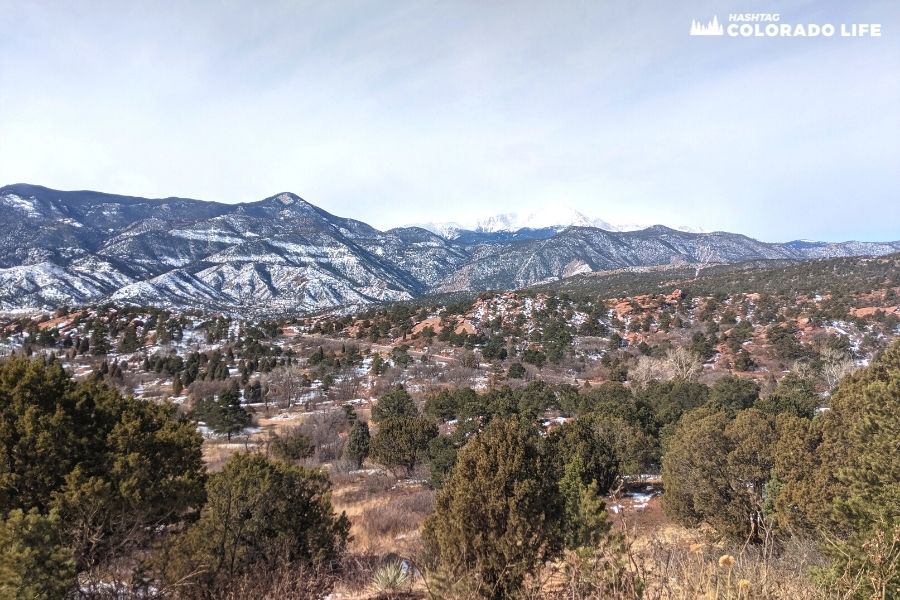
0,0,897,241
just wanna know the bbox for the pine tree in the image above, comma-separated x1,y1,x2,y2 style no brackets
423,419,564,599
163,454,349,595
0,357,205,583
0,509,75,598
734,348,756,371
370,417,436,476
89,322,110,356
117,325,141,353
371,354,385,375
772,341,900,596
371,385,417,423
507,362,526,379
192,384,251,440
558,455,611,549
343,421,370,469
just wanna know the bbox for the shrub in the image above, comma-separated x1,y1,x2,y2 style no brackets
372,385,418,423
370,417,438,476
270,427,314,462
370,560,410,594
162,453,349,596
423,419,564,599
0,357,205,578
344,420,371,469
507,362,526,379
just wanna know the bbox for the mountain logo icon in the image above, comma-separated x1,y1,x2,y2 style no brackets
690,16,724,36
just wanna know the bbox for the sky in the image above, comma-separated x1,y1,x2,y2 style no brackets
0,0,898,242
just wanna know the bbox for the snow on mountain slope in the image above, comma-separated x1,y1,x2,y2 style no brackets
473,206,619,232
418,206,620,236
415,207,708,238
0,262,115,309
410,221,467,239
0,183,898,314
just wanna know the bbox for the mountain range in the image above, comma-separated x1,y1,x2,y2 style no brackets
413,206,703,238
2,183,898,314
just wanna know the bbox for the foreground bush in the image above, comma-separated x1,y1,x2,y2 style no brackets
782,341,900,598
423,418,564,599
0,356,205,595
161,453,350,597
370,416,437,476
663,340,900,598
0,508,74,599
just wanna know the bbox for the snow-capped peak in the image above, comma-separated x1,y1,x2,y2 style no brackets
411,221,466,239
413,209,710,237
414,206,626,236
473,206,618,232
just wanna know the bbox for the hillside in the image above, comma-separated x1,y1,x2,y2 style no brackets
3,250,898,598
2,183,899,313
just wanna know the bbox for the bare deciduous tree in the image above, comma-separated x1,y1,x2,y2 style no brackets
299,409,349,463
665,347,702,381
630,347,701,388
328,374,362,404
820,347,857,391
264,364,309,410
630,355,670,389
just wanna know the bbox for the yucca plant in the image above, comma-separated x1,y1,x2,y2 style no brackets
370,559,410,594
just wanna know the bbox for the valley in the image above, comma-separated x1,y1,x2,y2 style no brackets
2,252,897,597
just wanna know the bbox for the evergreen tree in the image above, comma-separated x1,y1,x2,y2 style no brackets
734,348,756,371
370,354,385,375
506,362,526,379
162,453,349,597
0,509,75,599
547,418,620,496
773,341,900,597
662,408,776,541
370,417,437,476
0,357,205,582
192,383,251,440
89,322,110,356
423,419,564,599
343,420,370,469
117,325,141,353
755,372,818,418
426,434,461,488
558,455,611,549
371,385,417,423
708,375,759,415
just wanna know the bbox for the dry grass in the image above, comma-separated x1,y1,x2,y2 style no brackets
326,469,828,599
630,535,825,599
331,470,434,556
201,440,260,471
357,490,435,551
196,424,829,599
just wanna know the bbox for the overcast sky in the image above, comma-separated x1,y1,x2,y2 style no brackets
1,0,897,241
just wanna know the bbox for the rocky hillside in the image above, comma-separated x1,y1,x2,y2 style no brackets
2,183,898,313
